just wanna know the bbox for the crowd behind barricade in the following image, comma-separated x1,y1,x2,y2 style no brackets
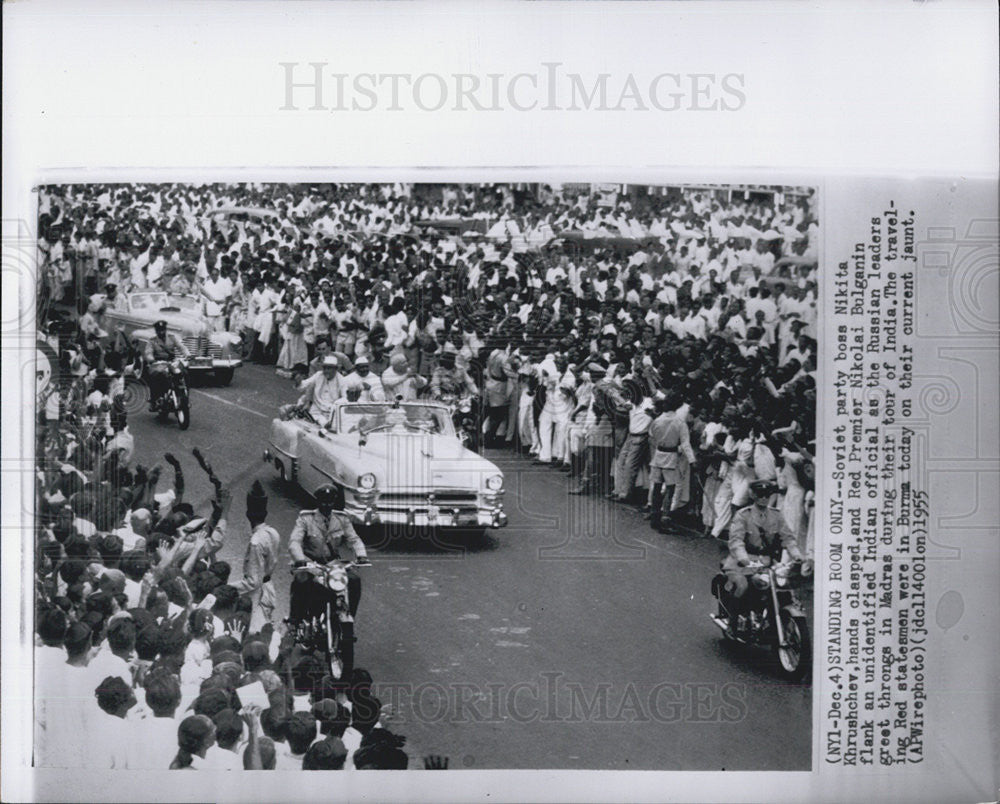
32,181,817,767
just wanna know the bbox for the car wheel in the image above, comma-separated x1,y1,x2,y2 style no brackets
216,367,234,386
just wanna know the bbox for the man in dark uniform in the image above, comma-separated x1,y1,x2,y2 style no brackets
144,319,189,409
288,485,370,622
721,479,806,621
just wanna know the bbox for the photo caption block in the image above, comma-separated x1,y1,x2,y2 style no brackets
825,201,927,766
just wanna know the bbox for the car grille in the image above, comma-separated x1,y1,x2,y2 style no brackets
377,490,479,509
182,336,223,358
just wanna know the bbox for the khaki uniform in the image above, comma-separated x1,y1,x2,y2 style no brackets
288,509,367,621
289,509,367,564
234,522,281,633
723,503,803,597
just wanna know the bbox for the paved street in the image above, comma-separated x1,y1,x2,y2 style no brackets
130,363,812,771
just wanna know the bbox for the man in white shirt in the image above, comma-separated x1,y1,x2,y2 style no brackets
297,356,343,425
128,245,149,290
127,671,185,769
202,709,245,770
535,356,576,465
275,712,318,769
612,383,654,503
341,356,385,402
201,266,233,331
85,617,136,691
88,676,138,768
680,306,707,341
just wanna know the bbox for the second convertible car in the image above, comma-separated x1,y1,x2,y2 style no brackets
107,290,243,384
264,399,508,535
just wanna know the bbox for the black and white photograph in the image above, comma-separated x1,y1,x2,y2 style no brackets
4,3,997,802
31,180,819,772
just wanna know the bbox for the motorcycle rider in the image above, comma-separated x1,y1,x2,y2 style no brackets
144,320,190,410
288,484,370,623
721,479,806,629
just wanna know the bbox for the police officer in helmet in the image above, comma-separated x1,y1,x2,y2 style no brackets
288,484,370,622
144,320,189,409
720,479,807,624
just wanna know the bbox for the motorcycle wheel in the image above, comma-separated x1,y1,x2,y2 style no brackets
337,619,355,682
176,401,191,430
775,611,811,682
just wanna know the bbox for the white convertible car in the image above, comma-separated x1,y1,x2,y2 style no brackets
264,400,508,533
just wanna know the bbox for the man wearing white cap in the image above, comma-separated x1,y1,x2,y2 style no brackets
297,355,343,425
342,355,385,402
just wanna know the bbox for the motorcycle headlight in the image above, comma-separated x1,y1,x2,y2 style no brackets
485,474,503,491
358,473,377,490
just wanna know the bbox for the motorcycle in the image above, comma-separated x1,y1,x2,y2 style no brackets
287,559,369,680
710,558,813,681
149,358,191,430
440,394,482,452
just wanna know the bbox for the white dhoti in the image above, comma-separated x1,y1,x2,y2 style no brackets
255,311,275,344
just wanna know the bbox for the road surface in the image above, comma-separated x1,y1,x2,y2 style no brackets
129,363,812,770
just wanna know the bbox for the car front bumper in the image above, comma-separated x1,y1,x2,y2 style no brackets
343,496,508,529
186,357,243,372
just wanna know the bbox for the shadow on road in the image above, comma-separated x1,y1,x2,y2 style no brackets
362,526,502,557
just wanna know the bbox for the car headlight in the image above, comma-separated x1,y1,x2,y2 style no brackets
358,473,377,490
485,474,503,491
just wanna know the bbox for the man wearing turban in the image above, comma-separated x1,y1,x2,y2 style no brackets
233,480,281,633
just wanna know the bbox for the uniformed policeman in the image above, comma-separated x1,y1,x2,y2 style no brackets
233,479,281,633
144,320,189,409
647,392,696,533
288,484,370,622
722,479,805,611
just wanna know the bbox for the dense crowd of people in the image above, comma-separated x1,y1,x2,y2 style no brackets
33,180,817,768
32,358,422,769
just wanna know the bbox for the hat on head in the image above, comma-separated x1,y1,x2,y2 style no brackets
750,479,777,497
322,355,339,368
354,355,369,366
246,479,268,520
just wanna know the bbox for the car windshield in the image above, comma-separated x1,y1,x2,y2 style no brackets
129,292,200,313
128,292,167,311
339,403,454,436
164,294,200,311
